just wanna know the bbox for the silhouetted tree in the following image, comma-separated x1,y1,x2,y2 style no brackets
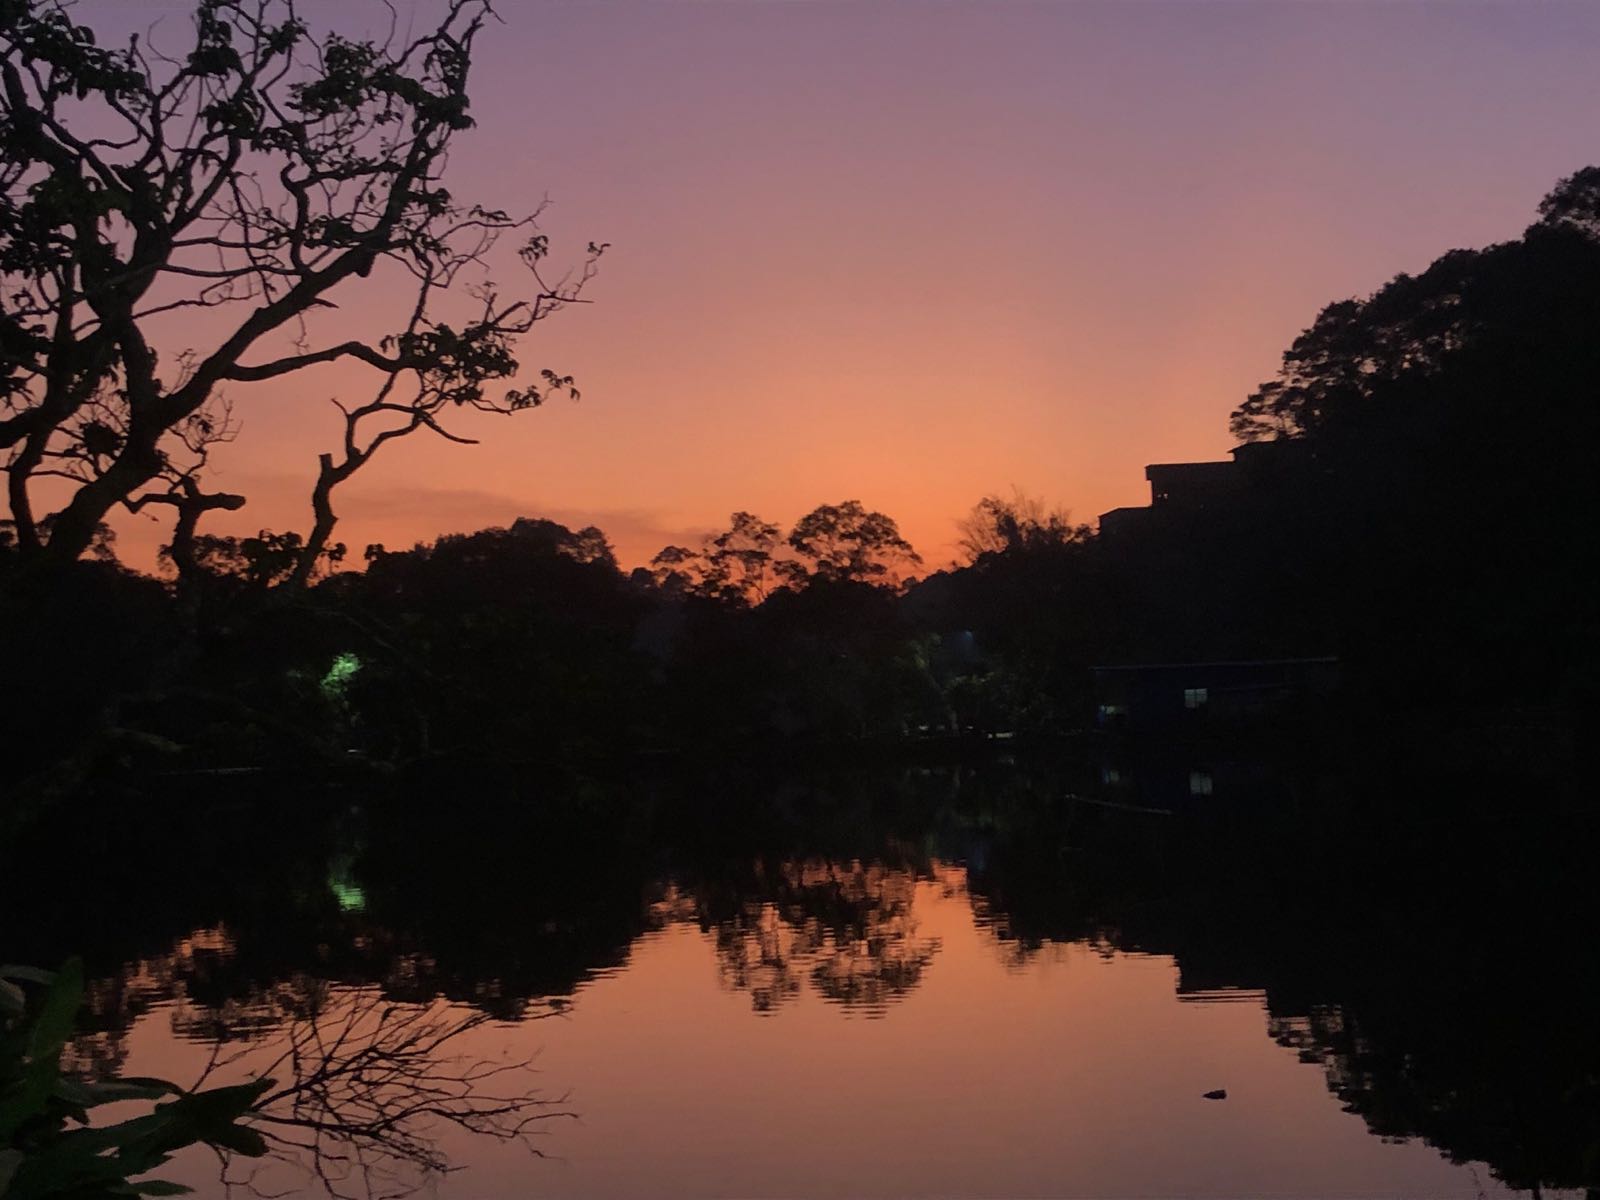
165,529,343,588
341,518,648,759
956,490,1088,563
907,495,1107,732
1225,256,1480,444
1229,169,1600,447
783,500,921,586
649,511,783,605
0,0,599,581
1206,170,1600,702
1537,164,1600,239
651,503,919,603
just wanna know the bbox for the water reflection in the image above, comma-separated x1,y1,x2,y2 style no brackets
4,742,1596,1196
684,858,941,1015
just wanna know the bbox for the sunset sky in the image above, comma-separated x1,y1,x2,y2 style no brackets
94,0,1600,571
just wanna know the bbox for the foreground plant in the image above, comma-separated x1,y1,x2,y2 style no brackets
3,954,573,1200
0,958,269,1198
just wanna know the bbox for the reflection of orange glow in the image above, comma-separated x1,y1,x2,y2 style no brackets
113,865,1504,1197
691,860,941,1015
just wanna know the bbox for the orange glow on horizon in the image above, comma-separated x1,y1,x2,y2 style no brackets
69,0,1600,575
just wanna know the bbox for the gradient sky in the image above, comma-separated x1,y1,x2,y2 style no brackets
92,0,1600,571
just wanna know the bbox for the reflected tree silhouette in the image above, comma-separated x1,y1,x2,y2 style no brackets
711,901,814,1013
59,930,572,1200
11,752,1598,1194
207,987,571,1200
696,858,940,1016
950,748,1600,1195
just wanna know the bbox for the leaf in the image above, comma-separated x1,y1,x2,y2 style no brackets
3,1142,137,1200
27,958,83,1062
84,1077,277,1170
115,1077,187,1094
59,1077,180,1107
0,965,56,985
200,1121,268,1158
44,1111,172,1158
130,1181,194,1196
0,959,83,1141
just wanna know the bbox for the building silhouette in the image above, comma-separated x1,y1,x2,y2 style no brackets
1093,440,1339,729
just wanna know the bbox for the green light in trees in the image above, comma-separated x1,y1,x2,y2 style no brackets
327,854,366,913
320,652,362,701
330,878,367,913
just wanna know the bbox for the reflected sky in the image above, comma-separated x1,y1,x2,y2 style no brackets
103,867,1534,1199
15,745,1596,1198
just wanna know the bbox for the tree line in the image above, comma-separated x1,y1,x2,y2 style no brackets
5,0,1599,791
9,164,1600,787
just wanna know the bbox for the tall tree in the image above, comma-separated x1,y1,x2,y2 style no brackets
956,489,1087,563
784,500,920,586
649,510,783,605
1214,168,1600,700
0,0,600,580
1227,167,1600,446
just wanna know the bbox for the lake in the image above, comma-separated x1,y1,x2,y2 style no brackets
6,741,1594,1198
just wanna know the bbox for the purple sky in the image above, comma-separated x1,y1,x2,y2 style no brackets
88,0,1600,569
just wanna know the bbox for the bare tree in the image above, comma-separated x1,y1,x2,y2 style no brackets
0,0,601,580
187,983,573,1200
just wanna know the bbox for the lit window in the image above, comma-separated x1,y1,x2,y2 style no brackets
1184,687,1209,709
1189,771,1214,796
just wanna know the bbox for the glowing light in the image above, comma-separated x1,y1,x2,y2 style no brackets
327,855,367,913
320,652,362,701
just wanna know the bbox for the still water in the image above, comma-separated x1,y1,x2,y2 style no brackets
10,749,1596,1198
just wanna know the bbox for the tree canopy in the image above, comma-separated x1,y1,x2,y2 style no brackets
956,490,1088,563
652,501,922,604
1228,169,1600,445
0,0,599,581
